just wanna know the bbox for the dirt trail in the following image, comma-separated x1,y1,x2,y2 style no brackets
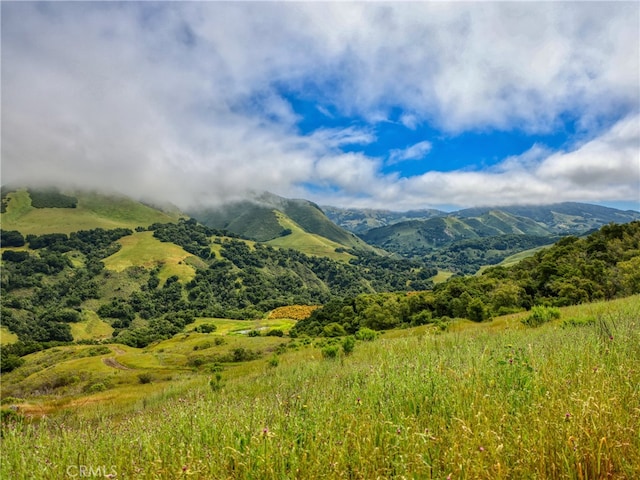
102,357,131,370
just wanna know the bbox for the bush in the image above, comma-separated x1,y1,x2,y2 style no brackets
268,355,279,368
522,306,561,327
266,329,284,337
561,317,596,328
321,345,340,359
85,382,108,393
195,324,217,333
0,230,25,247
342,336,356,356
193,341,213,351
230,347,259,362
138,373,153,384
355,328,377,341
323,322,346,337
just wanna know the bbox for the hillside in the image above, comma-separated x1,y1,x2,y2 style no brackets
1,211,433,357
189,192,372,252
358,204,640,273
1,188,180,235
454,202,640,234
1,296,638,479
328,202,640,235
322,206,445,234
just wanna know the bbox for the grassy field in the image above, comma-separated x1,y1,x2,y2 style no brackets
0,326,19,345
430,269,455,284
1,296,638,479
69,311,114,341
1,189,179,235
102,231,201,285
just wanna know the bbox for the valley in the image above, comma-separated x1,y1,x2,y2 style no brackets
1,187,639,479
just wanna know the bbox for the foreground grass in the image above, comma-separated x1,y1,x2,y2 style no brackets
2,297,639,479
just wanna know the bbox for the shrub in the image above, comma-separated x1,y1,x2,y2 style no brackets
323,322,346,337
266,329,284,337
321,345,340,359
209,373,223,391
561,317,596,328
230,348,259,362
247,329,261,337
342,336,356,356
193,341,213,351
138,373,153,384
355,328,377,341
195,324,217,334
213,337,226,346
268,355,279,368
85,382,108,393
522,306,561,327
188,356,207,368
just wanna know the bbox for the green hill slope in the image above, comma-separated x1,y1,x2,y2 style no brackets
188,192,373,252
1,188,180,235
357,204,640,274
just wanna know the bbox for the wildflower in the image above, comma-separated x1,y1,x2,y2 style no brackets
356,398,361,405
262,427,269,436
182,465,188,472
565,412,572,421
396,427,401,435
479,446,485,452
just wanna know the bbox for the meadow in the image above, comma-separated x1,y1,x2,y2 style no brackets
2,296,639,479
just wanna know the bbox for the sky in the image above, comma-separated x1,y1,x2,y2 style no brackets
2,1,639,212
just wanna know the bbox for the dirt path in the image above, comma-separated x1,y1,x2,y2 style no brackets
102,357,131,370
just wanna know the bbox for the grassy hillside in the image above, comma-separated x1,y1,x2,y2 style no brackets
102,231,203,285
323,206,445,233
266,211,354,261
1,189,180,235
189,192,373,252
1,296,638,479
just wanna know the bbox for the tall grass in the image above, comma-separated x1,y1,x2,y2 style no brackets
2,298,639,479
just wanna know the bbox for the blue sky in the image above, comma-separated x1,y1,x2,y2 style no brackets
2,2,639,211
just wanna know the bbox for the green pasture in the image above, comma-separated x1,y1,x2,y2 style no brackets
102,231,198,284
1,189,178,235
266,211,353,261
70,311,114,341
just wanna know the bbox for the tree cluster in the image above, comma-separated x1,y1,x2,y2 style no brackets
293,222,640,336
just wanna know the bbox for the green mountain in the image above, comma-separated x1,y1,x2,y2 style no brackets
330,202,640,236
360,211,551,250
453,202,640,234
358,205,640,273
322,206,445,234
188,192,373,251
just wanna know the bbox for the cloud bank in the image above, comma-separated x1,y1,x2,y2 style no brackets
2,2,638,210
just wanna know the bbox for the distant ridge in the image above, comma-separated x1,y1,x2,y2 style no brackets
327,202,640,236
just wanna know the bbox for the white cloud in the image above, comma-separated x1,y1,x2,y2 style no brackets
1,2,638,211
388,141,433,164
